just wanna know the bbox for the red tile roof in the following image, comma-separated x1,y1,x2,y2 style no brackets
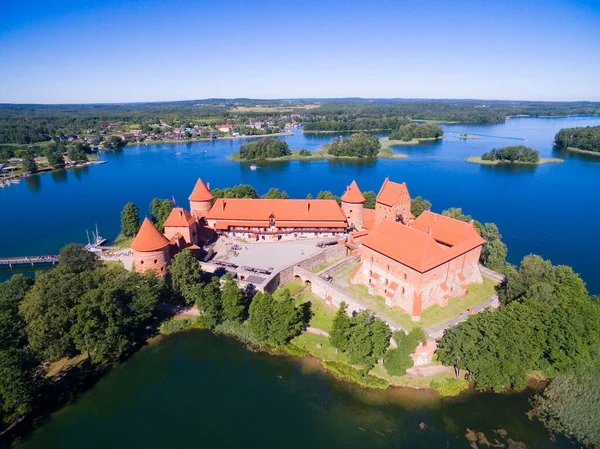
207,199,347,224
163,208,197,228
376,178,411,207
131,218,170,252
361,216,485,273
363,209,375,229
341,180,365,204
411,211,485,248
188,179,214,202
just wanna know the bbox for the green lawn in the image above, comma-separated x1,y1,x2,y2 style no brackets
112,235,133,250
291,333,347,362
311,258,341,274
294,290,337,331
418,276,497,328
273,278,305,299
333,262,498,331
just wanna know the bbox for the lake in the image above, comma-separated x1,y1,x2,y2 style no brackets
1,116,600,292
10,331,574,449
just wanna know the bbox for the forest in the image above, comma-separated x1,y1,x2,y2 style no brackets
554,125,600,153
481,145,540,163
238,138,291,160
388,123,444,141
1,99,599,144
326,133,381,158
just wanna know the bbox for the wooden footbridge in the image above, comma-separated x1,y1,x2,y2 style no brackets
0,255,59,269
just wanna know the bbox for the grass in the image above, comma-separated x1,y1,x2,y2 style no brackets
565,146,600,156
332,263,498,331
112,235,133,249
159,317,205,335
273,278,306,299
45,353,89,378
322,361,389,389
418,276,498,328
377,147,408,159
311,258,342,274
296,290,337,331
465,156,564,165
369,362,458,388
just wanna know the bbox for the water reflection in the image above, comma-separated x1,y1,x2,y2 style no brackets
553,145,600,163
71,165,90,181
50,169,68,183
24,175,41,193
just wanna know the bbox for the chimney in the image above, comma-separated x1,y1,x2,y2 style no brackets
207,182,210,191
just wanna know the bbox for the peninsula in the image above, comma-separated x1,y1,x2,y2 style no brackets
466,145,563,165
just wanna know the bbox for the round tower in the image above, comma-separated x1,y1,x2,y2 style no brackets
131,218,171,276
341,180,365,231
188,178,214,217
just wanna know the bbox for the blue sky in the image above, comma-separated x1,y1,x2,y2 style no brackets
1,0,599,103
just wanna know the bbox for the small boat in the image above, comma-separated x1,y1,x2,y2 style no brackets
95,160,107,164
249,164,257,171
11,178,21,184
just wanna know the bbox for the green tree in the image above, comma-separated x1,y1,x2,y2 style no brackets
0,348,38,427
120,202,141,238
478,223,507,271
0,274,33,350
262,188,289,199
248,291,304,345
410,196,431,218
384,328,427,376
168,251,203,305
531,371,600,448
21,154,38,174
221,274,246,322
194,277,222,328
58,243,101,274
149,198,173,233
363,191,376,209
47,151,65,167
316,190,334,200
327,133,380,158
345,310,391,370
306,193,313,200
330,302,352,352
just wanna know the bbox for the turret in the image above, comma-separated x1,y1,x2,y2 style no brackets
131,218,171,276
340,180,365,230
188,178,214,217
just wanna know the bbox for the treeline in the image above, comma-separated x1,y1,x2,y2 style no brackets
481,145,539,163
436,254,600,447
555,125,600,153
238,138,291,160
303,117,409,132
327,133,380,158
388,123,444,141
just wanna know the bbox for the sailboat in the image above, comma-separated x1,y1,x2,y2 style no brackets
93,223,107,246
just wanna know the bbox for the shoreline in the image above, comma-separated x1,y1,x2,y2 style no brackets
126,132,293,147
465,156,564,165
1,157,102,185
565,146,600,156
228,146,408,163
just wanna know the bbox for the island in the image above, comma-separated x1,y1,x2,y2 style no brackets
379,123,444,146
554,125,600,155
454,133,481,140
466,145,563,165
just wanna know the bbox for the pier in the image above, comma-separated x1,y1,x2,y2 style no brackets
0,255,59,269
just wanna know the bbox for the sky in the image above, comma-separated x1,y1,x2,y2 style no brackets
0,0,599,103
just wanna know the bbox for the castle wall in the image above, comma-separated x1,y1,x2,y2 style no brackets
190,200,213,218
133,247,170,276
163,224,197,246
341,201,364,230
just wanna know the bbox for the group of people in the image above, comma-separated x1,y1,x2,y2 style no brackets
101,250,133,259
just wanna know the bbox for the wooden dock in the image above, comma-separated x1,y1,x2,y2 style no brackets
0,256,59,269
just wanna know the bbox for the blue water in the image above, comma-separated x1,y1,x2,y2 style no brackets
2,116,599,292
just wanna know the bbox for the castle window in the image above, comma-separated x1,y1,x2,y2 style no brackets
385,278,388,285
154,259,158,264
140,260,144,265
369,270,372,276
160,267,164,272
402,287,405,294
386,264,390,271
370,257,374,264
403,273,407,281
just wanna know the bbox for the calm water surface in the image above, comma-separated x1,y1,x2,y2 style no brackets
10,331,575,449
1,116,599,291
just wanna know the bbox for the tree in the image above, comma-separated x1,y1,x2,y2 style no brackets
120,202,141,238
345,310,391,370
221,274,246,322
330,302,352,352
306,193,313,200
248,291,304,345
47,151,65,167
262,188,289,199
149,198,173,232
194,277,222,328
388,123,443,141
104,136,125,149
316,191,334,200
442,207,471,222
58,243,101,274
0,274,33,350
410,196,431,218
532,372,600,448
21,154,37,174
0,348,39,426
327,133,380,158
478,223,507,272
238,138,291,160
363,191,376,209
67,146,87,162
168,251,203,305
384,328,426,376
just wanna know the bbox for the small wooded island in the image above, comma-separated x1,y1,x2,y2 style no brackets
383,123,444,145
554,125,600,155
466,145,563,165
230,133,407,161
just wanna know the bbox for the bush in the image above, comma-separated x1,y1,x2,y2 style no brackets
322,361,389,389
430,378,470,397
214,320,261,347
159,318,205,335
298,149,312,157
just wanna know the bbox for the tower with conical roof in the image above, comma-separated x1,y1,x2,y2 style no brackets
131,218,171,276
188,178,214,218
341,180,365,230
